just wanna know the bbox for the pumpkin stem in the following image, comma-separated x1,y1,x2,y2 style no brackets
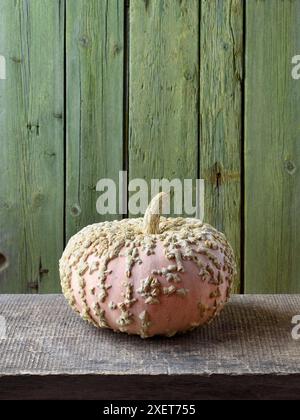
143,192,169,235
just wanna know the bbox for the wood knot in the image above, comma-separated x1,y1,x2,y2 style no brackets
144,0,150,11
0,199,10,210
11,56,23,64
284,160,297,176
79,35,90,48
28,281,39,291
33,193,45,208
45,151,56,158
27,122,40,136
70,204,82,217
112,44,122,57
184,70,193,81
214,162,223,189
0,253,8,272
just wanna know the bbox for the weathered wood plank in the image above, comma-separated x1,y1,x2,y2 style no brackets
200,0,243,292
0,294,300,399
128,0,199,215
245,1,300,292
66,0,124,239
0,0,64,293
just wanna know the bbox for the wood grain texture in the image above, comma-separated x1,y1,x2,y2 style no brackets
0,294,300,399
128,0,199,215
0,294,299,375
66,0,124,240
245,1,300,293
200,0,243,292
0,0,64,293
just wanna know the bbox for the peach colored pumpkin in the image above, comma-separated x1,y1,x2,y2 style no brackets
60,193,236,338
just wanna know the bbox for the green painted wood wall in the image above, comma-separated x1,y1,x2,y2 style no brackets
0,0,299,294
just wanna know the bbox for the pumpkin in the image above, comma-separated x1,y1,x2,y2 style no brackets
60,193,236,338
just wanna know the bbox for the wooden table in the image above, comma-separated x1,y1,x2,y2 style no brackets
0,295,299,400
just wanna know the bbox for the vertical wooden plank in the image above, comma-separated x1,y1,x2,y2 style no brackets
200,0,243,292
0,0,64,293
66,0,124,239
245,1,300,292
129,0,199,214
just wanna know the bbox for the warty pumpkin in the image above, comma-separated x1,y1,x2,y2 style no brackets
60,193,236,338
